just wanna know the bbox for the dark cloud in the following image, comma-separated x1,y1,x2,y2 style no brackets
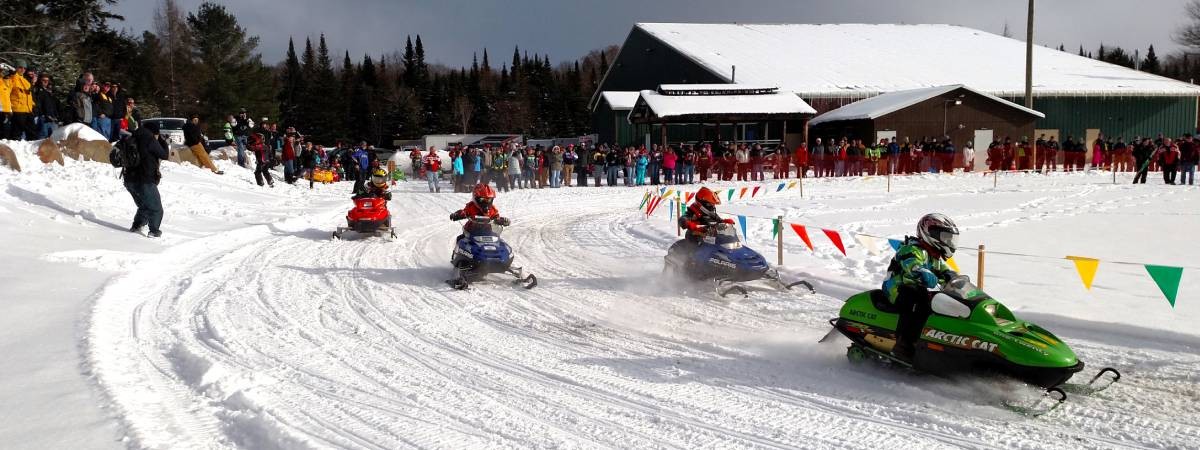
111,0,1189,68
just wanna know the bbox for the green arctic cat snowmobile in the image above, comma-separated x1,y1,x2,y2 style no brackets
830,276,1119,405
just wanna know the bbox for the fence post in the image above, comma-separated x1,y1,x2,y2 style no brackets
799,174,805,198
993,170,998,189
887,170,892,193
776,215,784,266
976,244,986,289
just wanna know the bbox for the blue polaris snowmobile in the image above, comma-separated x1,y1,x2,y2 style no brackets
447,216,537,290
663,222,813,297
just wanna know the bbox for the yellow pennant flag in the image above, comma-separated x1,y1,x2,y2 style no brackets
853,233,880,256
1065,256,1100,291
663,189,674,198
946,256,960,273
788,181,797,189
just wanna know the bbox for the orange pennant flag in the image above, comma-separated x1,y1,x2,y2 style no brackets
790,224,814,250
821,229,846,256
739,187,748,199
685,192,695,203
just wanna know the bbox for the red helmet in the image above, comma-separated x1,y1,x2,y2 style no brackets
472,184,496,210
694,186,720,207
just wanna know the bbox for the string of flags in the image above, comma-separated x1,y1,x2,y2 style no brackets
638,185,1187,308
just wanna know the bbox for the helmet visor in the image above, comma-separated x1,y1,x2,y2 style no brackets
371,175,386,185
475,197,493,210
933,228,959,255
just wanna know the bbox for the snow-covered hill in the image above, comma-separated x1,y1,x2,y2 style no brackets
2,138,1198,449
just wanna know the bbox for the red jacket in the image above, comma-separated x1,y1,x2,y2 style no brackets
681,202,734,237
453,201,499,220
793,145,809,165
424,153,441,171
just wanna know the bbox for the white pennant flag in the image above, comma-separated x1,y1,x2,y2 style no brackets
854,233,881,256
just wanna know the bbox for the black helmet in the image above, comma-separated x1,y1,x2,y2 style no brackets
917,213,959,258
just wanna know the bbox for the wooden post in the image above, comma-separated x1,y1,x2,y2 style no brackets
993,170,998,189
776,215,784,266
799,173,804,198
976,244,986,289
887,170,892,192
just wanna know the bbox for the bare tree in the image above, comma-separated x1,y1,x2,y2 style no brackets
453,95,472,134
154,0,192,115
1175,0,1200,49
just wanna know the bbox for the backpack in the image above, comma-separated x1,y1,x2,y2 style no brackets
109,135,141,171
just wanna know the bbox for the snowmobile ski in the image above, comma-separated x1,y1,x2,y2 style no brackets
1002,387,1067,418
1059,367,1121,395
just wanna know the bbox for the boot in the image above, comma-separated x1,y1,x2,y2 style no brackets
891,336,915,362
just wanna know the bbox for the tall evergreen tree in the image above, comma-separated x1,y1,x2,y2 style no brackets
186,2,274,121
277,38,305,128
1143,45,1161,74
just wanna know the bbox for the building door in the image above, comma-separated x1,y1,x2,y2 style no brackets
1084,128,1101,168
973,129,993,159
875,130,897,145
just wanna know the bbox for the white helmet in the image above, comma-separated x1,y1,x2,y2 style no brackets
917,213,959,257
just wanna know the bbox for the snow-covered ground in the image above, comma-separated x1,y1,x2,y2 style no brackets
1,138,1198,449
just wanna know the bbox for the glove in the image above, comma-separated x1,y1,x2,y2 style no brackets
450,211,465,221
494,217,511,226
912,268,939,289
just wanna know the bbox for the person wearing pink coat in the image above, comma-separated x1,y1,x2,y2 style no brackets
662,148,678,184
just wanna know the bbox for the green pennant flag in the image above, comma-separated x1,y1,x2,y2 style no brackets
772,218,780,239
1144,265,1183,307
727,188,735,201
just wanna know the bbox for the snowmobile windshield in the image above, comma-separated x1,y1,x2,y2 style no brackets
941,275,987,301
465,217,501,237
707,225,742,249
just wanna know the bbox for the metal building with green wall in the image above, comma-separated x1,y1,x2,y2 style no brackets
592,23,1200,148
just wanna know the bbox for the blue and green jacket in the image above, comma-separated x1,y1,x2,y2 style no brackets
883,236,956,302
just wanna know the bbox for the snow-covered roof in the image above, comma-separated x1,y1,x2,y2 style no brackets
657,84,778,94
599,91,640,110
631,88,816,120
809,85,1045,126
635,23,1200,97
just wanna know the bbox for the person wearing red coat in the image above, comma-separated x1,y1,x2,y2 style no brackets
450,184,511,236
792,142,809,178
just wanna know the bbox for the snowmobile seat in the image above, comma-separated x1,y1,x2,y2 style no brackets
869,289,900,314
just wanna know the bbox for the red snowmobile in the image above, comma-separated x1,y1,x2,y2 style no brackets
332,196,396,239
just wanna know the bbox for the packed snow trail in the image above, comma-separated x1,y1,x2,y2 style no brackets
79,174,1200,449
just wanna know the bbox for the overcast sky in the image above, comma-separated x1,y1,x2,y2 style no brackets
111,0,1193,68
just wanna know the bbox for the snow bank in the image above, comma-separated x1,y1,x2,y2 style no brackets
52,122,108,142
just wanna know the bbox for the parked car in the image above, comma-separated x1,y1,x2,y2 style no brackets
140,118,187,146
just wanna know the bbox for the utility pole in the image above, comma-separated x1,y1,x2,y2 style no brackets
1025,0,1035,109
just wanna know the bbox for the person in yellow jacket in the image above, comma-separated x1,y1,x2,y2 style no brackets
7,61,35,140
0,63,12,139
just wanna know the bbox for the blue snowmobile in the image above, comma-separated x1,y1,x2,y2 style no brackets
447,216,537,290
663,222,814,297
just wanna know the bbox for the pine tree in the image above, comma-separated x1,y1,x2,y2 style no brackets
1143,45,1161,75
186,2,274,122
1078,45,1085,57
278,38,305,128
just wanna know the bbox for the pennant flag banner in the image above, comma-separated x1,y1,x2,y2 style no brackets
647,196,663,216
888,239,903,251
685,192,695,203
739,187,749,199
659,187,667,195
737,215,748,239
788,181,797,189
638,192,650,209
822,229,847,256
680,197,686,217
663,189,674,198
1144,265,1184,307
854,233,880,256
772,218,780,239
1066,256,1100,291
790,224,814,250
946,256,961,273
752,186,761,197
777,183,786,192
668,200,675,221
727,189,735,201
